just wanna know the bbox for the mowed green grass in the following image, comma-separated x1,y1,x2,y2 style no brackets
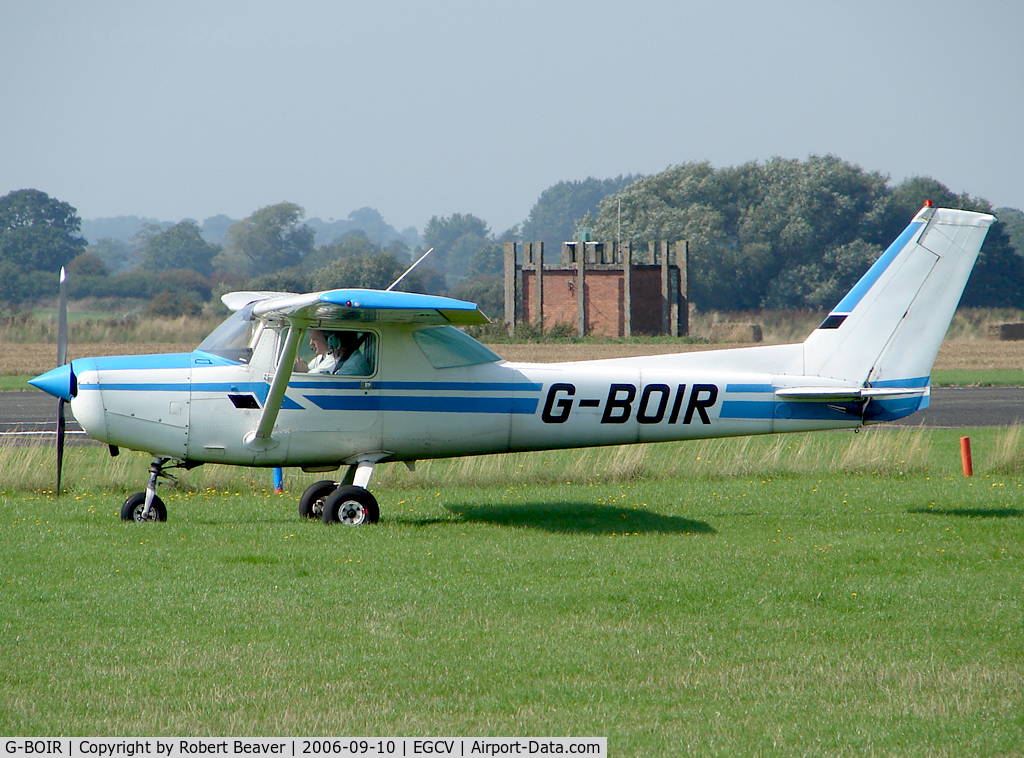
1,429,1023,755
931,368,1024,386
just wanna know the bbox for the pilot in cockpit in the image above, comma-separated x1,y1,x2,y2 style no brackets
332,331,372,375
300,328,337,374
296,329,371,375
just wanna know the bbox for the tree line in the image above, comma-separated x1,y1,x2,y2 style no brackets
2,155,1022,321
590,157,1023,311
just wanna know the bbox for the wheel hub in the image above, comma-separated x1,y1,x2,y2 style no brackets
133,504,160,523
339,501,367,525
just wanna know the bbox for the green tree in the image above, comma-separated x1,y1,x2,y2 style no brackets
301,231,380,272
0,189,87,272
423,213,490,283
158,268,213,302
87,238,135,274
145,290,203,318
244,267,313,294
592,157,896,310
312,250,422,292
214,202,314,277
523,176,639,256
996,207,1024,256
448,275,503,321
961,221,1024,307
67,251,109,277
141,220,219,276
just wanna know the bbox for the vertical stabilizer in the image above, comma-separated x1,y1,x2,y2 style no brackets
802,206,994,386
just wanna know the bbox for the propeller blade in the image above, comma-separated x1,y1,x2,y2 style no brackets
56,398,66,496
56,268,69,496
58,267,68,367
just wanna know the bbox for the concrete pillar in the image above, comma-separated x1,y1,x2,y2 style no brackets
535,242,544,331
503,241,516,337
622,241,632,337
660,240,670,335
674,240,689,336
577,243,586,337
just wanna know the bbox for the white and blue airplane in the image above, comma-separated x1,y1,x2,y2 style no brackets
30,205,994,525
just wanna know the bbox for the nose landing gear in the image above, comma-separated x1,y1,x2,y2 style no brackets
120,457,198,523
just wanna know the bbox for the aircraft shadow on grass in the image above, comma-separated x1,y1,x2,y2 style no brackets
908,506,1022,519
405,501,715,536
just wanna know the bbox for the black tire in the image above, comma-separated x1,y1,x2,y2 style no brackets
299,479,337,520
321,485,379,526
121,491,167,522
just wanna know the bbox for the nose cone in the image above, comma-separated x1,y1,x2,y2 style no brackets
29,363,77,401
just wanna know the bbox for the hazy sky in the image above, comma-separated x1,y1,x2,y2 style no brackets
2,1,1021,235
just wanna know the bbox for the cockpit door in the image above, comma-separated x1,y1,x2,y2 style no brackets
286,328,381,434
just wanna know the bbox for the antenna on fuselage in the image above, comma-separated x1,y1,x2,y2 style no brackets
386,247,434,292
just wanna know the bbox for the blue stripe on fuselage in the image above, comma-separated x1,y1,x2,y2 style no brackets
307,395,540,414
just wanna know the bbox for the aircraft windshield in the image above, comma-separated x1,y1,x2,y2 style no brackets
413,326,500,369
196,304,258,363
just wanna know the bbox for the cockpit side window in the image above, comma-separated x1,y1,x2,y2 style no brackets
196,304,258,363
296,329,376,376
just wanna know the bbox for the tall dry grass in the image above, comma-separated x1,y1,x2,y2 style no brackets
372,427,933,491
945,307,1024,340
1,428,931,496
0,440,281,495
0,313,220,345
985,425,1024,474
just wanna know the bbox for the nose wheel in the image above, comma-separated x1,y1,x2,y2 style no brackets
121,491,167,522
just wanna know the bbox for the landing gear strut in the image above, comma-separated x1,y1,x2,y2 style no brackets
121,456,195,523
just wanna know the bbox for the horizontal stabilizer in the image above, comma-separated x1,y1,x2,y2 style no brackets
774,386,928,402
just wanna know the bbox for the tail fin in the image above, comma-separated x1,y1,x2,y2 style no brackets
801,206,994,386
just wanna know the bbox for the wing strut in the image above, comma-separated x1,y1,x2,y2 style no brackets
244,322,304,451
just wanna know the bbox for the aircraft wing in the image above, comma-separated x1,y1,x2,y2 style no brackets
221,290,299,312
248,288,489,326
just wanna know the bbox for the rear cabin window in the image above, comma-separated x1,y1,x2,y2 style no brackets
413,326,500,369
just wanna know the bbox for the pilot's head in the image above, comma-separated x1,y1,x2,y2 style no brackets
308,329,329,355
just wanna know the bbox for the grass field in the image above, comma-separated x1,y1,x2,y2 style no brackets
2,428,1022,754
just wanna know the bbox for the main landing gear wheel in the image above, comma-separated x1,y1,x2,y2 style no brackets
321,485,379,526
121,492,167,522
299,479,337,520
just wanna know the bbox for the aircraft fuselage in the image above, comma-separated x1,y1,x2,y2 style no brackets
64,322,917,470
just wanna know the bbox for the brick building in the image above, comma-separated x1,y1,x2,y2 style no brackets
503,240,688,337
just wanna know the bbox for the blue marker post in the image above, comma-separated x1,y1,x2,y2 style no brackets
273,467,284,494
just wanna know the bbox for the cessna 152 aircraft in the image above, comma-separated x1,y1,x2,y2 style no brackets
30,205,993,526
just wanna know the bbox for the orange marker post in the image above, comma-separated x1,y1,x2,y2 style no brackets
960,436,973,477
